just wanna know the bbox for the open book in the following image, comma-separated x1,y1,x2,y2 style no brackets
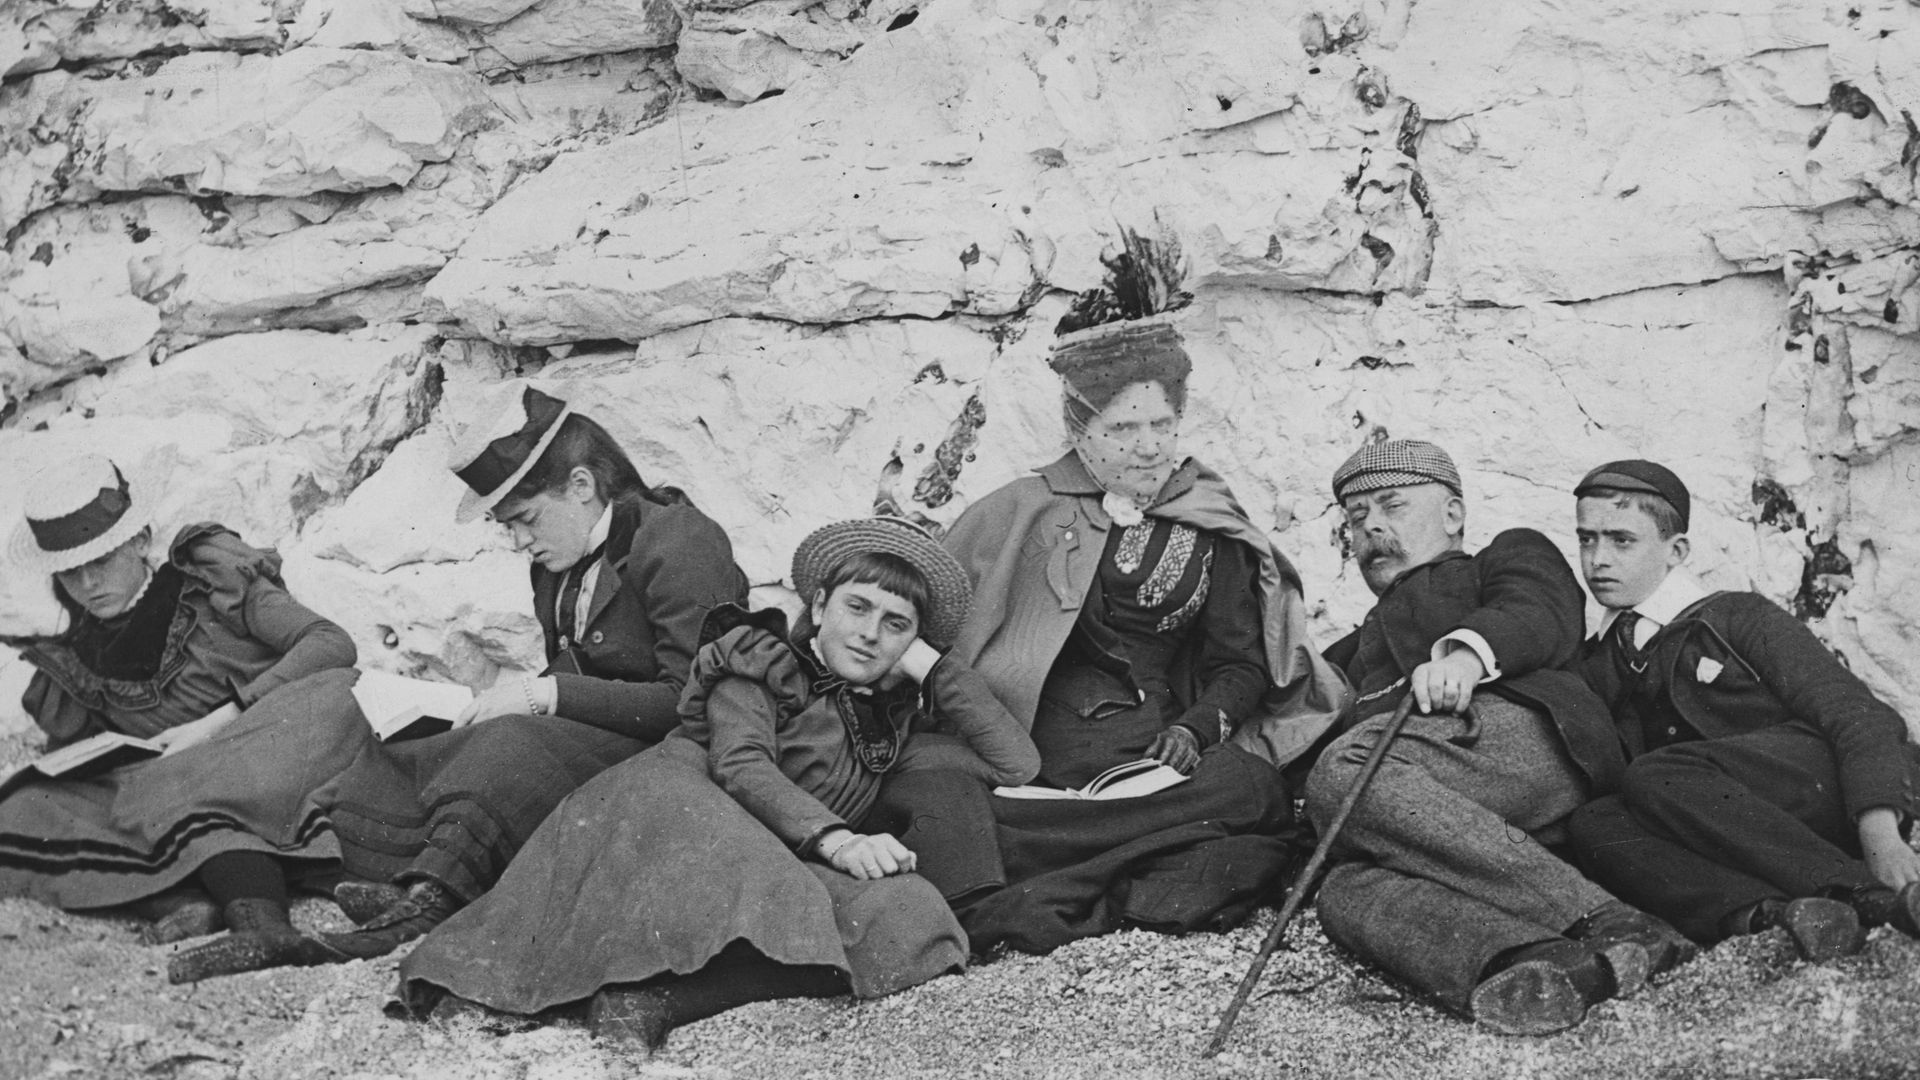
0,731,164,794
351,670,473,742
993,758,1190,801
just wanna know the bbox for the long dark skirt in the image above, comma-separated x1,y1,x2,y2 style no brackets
0,667,369,910
316,714,648,902
398,735,967,1013
876,744,1297,955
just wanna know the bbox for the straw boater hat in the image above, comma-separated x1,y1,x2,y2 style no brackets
10,455,149,576
447,382,574,524
790,516,974,648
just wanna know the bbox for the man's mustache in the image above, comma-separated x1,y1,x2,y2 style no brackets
1354,532,1406,564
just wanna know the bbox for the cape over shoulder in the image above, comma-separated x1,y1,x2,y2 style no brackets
678,620,814,725
167,522,286,590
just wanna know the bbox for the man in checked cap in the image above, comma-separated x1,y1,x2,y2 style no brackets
1303,438,1691,1035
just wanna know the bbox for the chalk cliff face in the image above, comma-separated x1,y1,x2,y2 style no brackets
2,0,1917,728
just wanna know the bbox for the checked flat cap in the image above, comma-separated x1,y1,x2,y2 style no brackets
1332,439,1463,502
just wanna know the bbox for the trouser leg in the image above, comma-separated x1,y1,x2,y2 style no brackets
1623,724,1879,901
1317,860,1563,1015
1568,794,1778,944
1305,698,1611,934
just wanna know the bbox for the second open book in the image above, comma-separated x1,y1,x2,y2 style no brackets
993,758,1190,801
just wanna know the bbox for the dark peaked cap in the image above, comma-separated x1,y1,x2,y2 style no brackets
1574,459,1692,532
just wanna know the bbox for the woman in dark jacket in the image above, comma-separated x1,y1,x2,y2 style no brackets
169,382,750,982
0,454,362,950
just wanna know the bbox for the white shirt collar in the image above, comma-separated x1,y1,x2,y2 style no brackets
1594,568,1709,640
586,502,613,554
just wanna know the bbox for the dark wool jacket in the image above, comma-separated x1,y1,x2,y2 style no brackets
675,609,1040,851
1579,590,1919,819
1326,527,1625,793
20,523,357,747
529,494,748,740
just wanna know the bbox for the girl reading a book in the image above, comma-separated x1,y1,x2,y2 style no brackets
166,381,750,982
869,230,1351,955
0,453,364,955
390,516,1039,1052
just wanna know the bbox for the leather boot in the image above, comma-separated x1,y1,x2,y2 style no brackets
321,879,462,960
588,986,673,1051
1567,898,1698,984
136,889,225,946
167,899,347,984
1850,882,1920,938
1469,938,1641,1037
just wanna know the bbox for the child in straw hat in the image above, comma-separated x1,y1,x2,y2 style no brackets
392,516,1039,1053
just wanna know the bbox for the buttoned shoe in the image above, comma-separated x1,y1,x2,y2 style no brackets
322,878,463,960
333,880,407,925
167,898,347,983
1751,898,1866,962
588,986,673,1051
1848,882,1920,938
1567,899,1697,985
1469,938,1641,1037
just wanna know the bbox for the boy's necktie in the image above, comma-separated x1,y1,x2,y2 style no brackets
1610,609,1647,674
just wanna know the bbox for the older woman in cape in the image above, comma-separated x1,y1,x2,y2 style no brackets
882,237,1351,953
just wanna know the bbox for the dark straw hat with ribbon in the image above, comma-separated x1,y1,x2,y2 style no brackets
447,382,574,524
791,516,974,648
11,455,148,576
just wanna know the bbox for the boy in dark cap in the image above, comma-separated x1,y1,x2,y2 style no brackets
1568,460,1920,961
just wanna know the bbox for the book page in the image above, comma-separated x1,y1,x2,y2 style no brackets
33,732,164,777
992,760,1191,801
351,670,474,739
1088,762,1188,800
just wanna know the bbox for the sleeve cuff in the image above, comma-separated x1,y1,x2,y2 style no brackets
1435,629,1501,683
1172,708,1225,748
798,821,851,857
898,639,942,685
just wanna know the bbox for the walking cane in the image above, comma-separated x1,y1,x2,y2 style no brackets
1202,693,1418,1057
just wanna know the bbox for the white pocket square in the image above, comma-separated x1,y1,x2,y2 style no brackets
1695,658,1724,684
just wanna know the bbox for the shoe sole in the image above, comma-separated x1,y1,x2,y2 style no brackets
1470,960,1590,1037
167,933,349,984
1783,898,1866,962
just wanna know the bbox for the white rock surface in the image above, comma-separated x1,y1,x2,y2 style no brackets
674,27,815,102
425,0,1434,344
3,0,1918,726
0,48,494,235
1,0,286,79
0,325,444,637
474,0,679,69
